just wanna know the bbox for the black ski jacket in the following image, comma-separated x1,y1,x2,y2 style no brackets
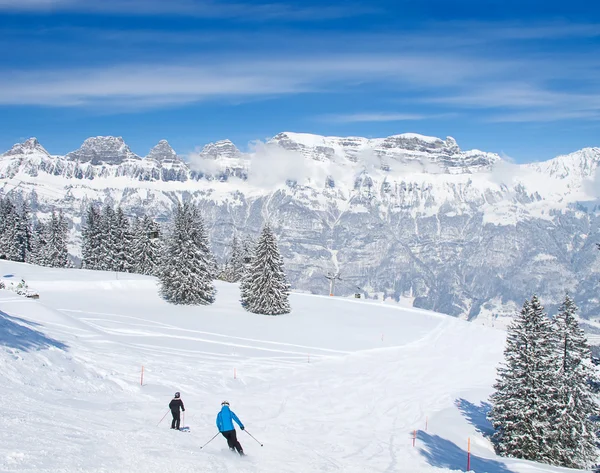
169,398,185,412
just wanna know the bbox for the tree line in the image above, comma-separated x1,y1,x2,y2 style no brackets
0,196,70,268
0,195,290,315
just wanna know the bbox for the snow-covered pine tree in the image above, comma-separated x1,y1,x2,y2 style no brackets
44,211,70,268
28,220,49,266
16,201,34,262
190,204,217,281
551,294,598,468
222,235,245,282
158,202,216,305
131,215,162,275
240,224,290,315
113,207,134,273
0,197,24,261
98,205,116,271
81,204,103,270
489,295,559,464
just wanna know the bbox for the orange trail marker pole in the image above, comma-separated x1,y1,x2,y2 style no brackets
467,437,471,471
412,429,416,447
141,366,144,386
425,416,428,431
234,368,237,379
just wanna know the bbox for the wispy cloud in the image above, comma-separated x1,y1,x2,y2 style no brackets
0,54,499,108
0,0,375,20
1,16,600,125
321,112,427,123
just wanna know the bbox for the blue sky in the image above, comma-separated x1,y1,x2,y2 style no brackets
0,0,599,162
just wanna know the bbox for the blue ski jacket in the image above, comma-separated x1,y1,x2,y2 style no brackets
216,405,244,432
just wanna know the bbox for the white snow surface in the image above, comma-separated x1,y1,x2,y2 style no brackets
0,261,586,473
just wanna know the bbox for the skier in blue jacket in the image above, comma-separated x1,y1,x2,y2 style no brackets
216,401,245,455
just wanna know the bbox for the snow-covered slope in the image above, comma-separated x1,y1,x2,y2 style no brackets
0,261,585,473
1,132,599,323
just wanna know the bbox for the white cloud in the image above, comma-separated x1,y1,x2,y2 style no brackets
0,54,496,109
185,150,226,176
246,141,314,189
0,0,374,20
322,112,427,123
488,154,523,187
583,169,600,199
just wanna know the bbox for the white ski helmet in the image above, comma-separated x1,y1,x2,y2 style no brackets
221,400,230,406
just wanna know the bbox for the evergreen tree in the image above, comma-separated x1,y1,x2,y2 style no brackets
45,211,70,268
29,221,49,266
489,296,559,464
190,204,217,279
98,205,117,271
113,207,134,273
0,197,30,262
158,202,215,305
131,215,162,275
240,224,290,315
16,201,34,262
222,235,245,282
551,294,598,468
81,204,103,270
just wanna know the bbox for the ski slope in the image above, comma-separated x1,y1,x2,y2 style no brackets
0,261,585,473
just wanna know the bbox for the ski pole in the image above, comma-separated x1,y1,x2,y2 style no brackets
182,411,185,429
244,429,264,446
157,410,169,427
200,432,220,449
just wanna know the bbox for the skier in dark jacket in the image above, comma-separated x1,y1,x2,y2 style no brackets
169,392,185,430
216,401,244,455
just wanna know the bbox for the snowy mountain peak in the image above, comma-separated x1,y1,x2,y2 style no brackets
146,139,180,163
198,139,242,160
65,136,141,165
2,137,50,158
528,147,600,181
267,131,495,171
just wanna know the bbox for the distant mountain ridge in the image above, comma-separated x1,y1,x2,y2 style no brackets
1,131,599,324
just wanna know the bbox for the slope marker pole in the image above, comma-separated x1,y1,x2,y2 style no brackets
140,365,144,386
467,437,471,471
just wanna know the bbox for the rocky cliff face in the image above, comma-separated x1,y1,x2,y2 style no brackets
1,132,599,323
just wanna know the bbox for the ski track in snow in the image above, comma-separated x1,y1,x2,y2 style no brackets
0,261,586,473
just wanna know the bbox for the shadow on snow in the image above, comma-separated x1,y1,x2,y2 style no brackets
456,398,494,438
0,309,68,352
418,431,516,473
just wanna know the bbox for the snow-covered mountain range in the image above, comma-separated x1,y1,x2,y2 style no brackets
1,132,599,322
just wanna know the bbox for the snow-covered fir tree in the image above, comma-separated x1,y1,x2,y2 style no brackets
98,205,117,271
551,294,598,468
16,201,34,262
81,204,103,270
44,211,71,268
29,221,49,266
158,202,216,305
489,295,559,464
222,235,246,282
240,224,290,315
131,215,162,276
0,197,33,262
113,207,134,273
